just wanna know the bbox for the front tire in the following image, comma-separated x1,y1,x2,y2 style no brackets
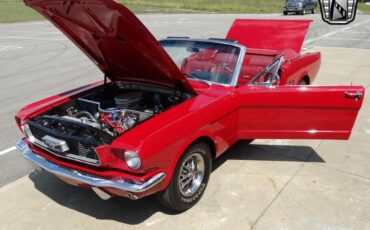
283,11,288,15
156,142,212,212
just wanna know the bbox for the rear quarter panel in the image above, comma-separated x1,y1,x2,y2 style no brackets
281,51,321,85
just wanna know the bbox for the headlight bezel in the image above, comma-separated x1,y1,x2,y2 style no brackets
124,150,142,170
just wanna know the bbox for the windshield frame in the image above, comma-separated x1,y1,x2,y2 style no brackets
159,38,246,87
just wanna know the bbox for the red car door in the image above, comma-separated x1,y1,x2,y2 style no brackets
236,55,364,140
236,85,364,140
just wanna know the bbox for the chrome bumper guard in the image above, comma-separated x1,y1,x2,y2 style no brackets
16,140,165,194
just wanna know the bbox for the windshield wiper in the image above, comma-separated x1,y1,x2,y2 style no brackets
182,72,212,86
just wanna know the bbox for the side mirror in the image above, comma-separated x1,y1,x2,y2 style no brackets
263,72,280,88
249,54,284,87
269,75,280,87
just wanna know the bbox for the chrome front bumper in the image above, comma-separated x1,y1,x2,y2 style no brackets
284,6,302,11
16,140,165,194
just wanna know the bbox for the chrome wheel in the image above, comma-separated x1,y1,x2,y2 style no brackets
178,152,205,196
156,142,211,211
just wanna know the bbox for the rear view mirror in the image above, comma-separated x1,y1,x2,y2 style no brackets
186,47,200,53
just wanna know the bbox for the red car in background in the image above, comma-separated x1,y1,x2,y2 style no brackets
16,0,363,211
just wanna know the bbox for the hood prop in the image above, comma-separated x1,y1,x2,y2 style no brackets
104,74,108,85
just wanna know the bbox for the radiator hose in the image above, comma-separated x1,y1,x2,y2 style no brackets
74,111,97,122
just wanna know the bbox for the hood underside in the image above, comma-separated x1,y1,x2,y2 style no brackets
24,0,195,94
226,19,312,53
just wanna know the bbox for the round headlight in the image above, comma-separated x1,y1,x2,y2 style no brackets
124,150,141,170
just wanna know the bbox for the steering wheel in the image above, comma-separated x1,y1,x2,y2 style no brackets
210,63,233,74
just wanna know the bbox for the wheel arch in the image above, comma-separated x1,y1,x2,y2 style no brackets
161,132,218,189
190,136,217,159
299,73,310,85
177,133,218,163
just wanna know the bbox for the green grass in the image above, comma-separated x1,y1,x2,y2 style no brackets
0,0,285,23
358,2,370,14
0,0,369,23
118,0,285,13
0,0,42,23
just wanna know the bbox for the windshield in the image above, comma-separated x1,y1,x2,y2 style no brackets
160,40,241,85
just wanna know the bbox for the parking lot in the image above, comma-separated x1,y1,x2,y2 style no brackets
0,13,369,229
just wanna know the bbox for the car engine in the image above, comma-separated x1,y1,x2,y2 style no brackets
23,84,189,165
65,91,156,136
30,85,184,140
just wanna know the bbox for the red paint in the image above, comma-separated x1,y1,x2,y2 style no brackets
229,19,321,86
227,19,311,53
16,83,364,198
16,0,364,199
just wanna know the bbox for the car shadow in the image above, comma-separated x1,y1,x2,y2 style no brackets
29,140,324,224
212,140,324,172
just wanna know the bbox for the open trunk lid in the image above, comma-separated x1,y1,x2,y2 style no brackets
226,19,311,53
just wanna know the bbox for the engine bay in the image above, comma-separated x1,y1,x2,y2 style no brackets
30,84,189,140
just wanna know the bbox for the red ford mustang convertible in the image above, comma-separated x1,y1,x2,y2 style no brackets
16,0,364,211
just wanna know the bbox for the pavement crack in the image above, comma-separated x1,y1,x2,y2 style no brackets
316,164,370,181
250,148,316,229
312,141,370,181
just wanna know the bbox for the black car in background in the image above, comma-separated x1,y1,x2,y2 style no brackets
283,0,318,15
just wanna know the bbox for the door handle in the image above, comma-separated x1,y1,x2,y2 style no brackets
344,91,363,100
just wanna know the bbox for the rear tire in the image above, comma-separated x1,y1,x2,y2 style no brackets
312,8,316,14
299,78,309,85
156,142,212,212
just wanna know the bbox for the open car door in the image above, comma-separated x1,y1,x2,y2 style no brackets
237,56,364,140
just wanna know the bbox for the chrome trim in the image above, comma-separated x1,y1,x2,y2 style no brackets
16,140,166,193
159,38,247,87
249,54,285,88
231,46,246,87
178,152,205,196
22,124,101,166
41,135,69,153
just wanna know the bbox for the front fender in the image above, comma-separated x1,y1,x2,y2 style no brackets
161,130,218,186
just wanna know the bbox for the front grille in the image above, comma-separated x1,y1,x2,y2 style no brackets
287,2,298,7
25,117,113,165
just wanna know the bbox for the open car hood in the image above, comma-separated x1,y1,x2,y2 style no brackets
226,19,311,53
24,0,195,94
